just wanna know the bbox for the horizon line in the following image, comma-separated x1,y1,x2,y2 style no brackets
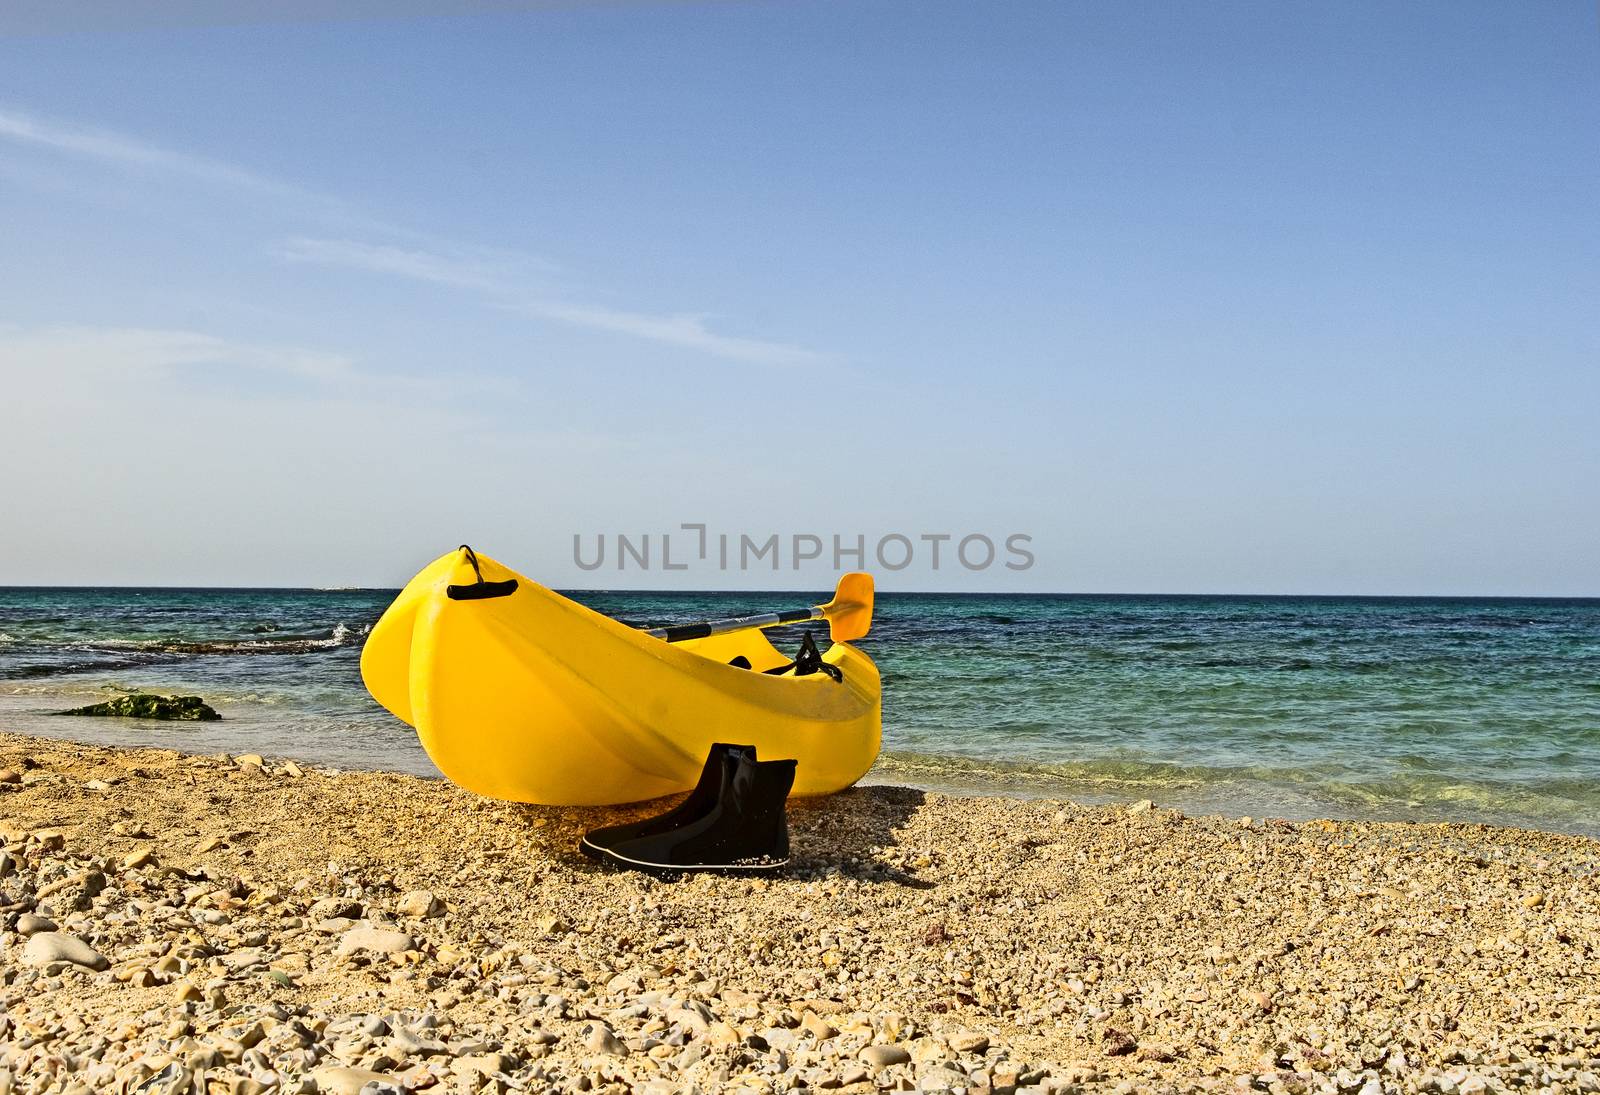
1,584,1597,601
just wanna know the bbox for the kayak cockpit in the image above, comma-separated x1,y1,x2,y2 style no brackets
673,627,831,675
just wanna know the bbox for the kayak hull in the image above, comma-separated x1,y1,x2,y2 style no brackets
361,550,882,806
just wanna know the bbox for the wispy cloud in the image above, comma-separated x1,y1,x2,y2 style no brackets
278,238,512,294
1,103,831,367
0,321,636,462
280,237,828,366
0,106,317,204
0,323,355,382
0,322,547,419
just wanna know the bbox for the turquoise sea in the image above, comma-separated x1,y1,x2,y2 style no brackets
1,587,1597,835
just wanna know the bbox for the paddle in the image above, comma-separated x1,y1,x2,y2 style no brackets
645,572,875,645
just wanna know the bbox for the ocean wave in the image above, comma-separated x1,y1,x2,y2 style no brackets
0,623,371,675
2,681,115,697
868,749,1600,835
8,656,168,679
872,750,1217,791
1,680,292,706
89,622,369,656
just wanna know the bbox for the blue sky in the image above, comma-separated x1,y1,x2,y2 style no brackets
1,1,1596,592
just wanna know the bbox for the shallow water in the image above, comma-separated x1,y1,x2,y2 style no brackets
2,586,1597,835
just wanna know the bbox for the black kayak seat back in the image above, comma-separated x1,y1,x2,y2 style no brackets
724,631,844,683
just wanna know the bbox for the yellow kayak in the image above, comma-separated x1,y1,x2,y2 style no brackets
360,548,882,805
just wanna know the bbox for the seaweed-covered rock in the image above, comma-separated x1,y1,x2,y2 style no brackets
56,694,221,721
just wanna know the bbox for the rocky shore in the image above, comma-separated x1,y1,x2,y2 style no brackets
0,731,1596,1095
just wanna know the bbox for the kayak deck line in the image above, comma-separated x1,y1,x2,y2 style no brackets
647,607,820,643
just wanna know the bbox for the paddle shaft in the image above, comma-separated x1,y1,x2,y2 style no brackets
647,606,824,644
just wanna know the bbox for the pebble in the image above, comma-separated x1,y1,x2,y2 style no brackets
861,1044,912,1069
22,931,109,971
309,897,362,921
1103,1029,1137,1057
121,845,157,870
949,1030,989,1054
16,913,59,936
585,1024,629,1056
336,924,418,956
457,1052,518,1076
309,1066,398,1095
919,1065,969,1091
802,1012,840,1041
396,889,443,918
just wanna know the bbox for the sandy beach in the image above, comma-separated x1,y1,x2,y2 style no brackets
1,731,1597,1095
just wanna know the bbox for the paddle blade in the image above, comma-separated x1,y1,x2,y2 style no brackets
823,572,875,642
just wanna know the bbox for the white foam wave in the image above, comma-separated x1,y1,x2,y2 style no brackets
47,621,373,657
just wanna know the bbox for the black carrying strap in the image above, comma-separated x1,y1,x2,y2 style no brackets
446,545,520,601
763,630,844,683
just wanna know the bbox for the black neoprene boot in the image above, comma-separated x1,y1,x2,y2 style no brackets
593,751,796,873
580,743,757,860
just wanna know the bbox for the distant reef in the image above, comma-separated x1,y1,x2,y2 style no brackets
55,694,222,721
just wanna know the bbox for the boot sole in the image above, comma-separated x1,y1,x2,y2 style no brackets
589,842,790,874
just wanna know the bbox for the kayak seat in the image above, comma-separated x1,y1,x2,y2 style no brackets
728,655,753,669
763,631,844,683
